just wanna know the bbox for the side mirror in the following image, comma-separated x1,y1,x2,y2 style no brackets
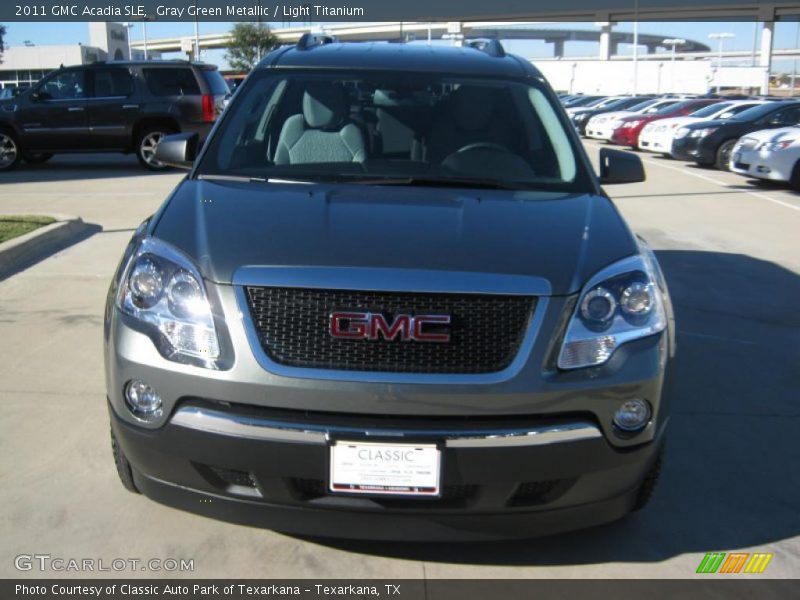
154,132,198,170
599,147,645,185
30,91,41,101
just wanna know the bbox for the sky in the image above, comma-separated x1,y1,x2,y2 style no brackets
3,20,800,72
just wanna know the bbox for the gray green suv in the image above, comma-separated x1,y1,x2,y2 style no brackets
104,36,675,540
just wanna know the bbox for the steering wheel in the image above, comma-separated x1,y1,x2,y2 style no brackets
453,142,514,155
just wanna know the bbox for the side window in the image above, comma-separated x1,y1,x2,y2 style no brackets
768,107,800,125
143,68,201,96
779,107,800,125
37,71,86,101
92,68,134,98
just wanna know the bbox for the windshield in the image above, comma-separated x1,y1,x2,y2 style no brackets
582,96,610,108
627,99,660,112
597,98,633,111
690,102,733,118
196,70,588,191
653,100,690,114
728,102,784,122
564,95,602,107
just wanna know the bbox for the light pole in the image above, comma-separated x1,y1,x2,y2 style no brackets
708,33,734,94
193,4,200,62
142,20,149,60
791,21,799,97
662,38,685,93
125,23,134,59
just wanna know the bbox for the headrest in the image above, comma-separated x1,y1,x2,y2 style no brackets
452,86,496,131
303,83,347,129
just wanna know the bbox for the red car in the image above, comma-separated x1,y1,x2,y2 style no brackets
610,99,721,148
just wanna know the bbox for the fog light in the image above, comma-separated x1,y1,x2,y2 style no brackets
125,380,162,419
613,399,651,432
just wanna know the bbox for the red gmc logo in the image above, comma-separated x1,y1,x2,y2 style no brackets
329,311,451,343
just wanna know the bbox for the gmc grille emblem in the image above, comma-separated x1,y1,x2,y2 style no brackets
329,311,451,343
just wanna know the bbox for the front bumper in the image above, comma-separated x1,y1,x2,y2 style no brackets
110,399,666,541
730,147,794,182
610,127,640,147
671,136,714,163
585,122,615,140
638,130,674,154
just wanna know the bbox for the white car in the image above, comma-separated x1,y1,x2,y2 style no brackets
730,126,800,189
637,101,767,155
585,99,682,140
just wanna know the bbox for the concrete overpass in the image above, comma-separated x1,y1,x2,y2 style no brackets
130,19,795,94
131,22,711,57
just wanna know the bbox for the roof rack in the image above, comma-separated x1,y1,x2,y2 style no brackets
465,39,506,58
297,33,338,50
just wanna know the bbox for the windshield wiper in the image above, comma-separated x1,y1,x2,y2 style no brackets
318,176,525,190
197,174,313,185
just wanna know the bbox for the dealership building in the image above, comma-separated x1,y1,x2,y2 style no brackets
0,23,156,89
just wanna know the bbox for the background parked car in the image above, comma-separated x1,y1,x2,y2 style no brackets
572,96,654,136
561,94,606,108
730,125,800,189
671,101,800,170
638,100,767,155
610,99,720,148
565,95,618,116
0,60,229,171
585,98,682,140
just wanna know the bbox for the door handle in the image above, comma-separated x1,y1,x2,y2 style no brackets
68,106,84,112
122,104,140,109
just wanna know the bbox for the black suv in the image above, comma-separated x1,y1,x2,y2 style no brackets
0,60,229,171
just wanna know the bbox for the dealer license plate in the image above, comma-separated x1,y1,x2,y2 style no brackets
329,440,441,496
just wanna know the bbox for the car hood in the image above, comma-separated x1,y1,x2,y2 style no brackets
739,126,800,143
652,116,700,128
151,179,638,296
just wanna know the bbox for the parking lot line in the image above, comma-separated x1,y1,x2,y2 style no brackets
640,156,800,212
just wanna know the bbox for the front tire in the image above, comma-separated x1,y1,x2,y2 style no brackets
136,126,174,171
0,130,21,171
715,139,737,171
790,160,800,192
111,425,140,494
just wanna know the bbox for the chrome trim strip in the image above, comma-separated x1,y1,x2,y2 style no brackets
171,406,602,448
234,285,547,385
232,266,552,296
171,407,328,444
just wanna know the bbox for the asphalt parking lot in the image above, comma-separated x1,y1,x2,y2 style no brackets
1,146,798,578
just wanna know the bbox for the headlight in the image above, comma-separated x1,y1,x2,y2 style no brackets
115,237,220,367
674,127,690,139
690,127,718,138
622,120,641,129
558,242,667,370
759,139,795,152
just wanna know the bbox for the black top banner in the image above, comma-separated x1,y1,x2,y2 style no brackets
3,0,800,22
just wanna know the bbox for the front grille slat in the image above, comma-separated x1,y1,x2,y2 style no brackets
245,287,535,374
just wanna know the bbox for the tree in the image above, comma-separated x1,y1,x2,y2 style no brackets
225,23,279,73
0,25,6,64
